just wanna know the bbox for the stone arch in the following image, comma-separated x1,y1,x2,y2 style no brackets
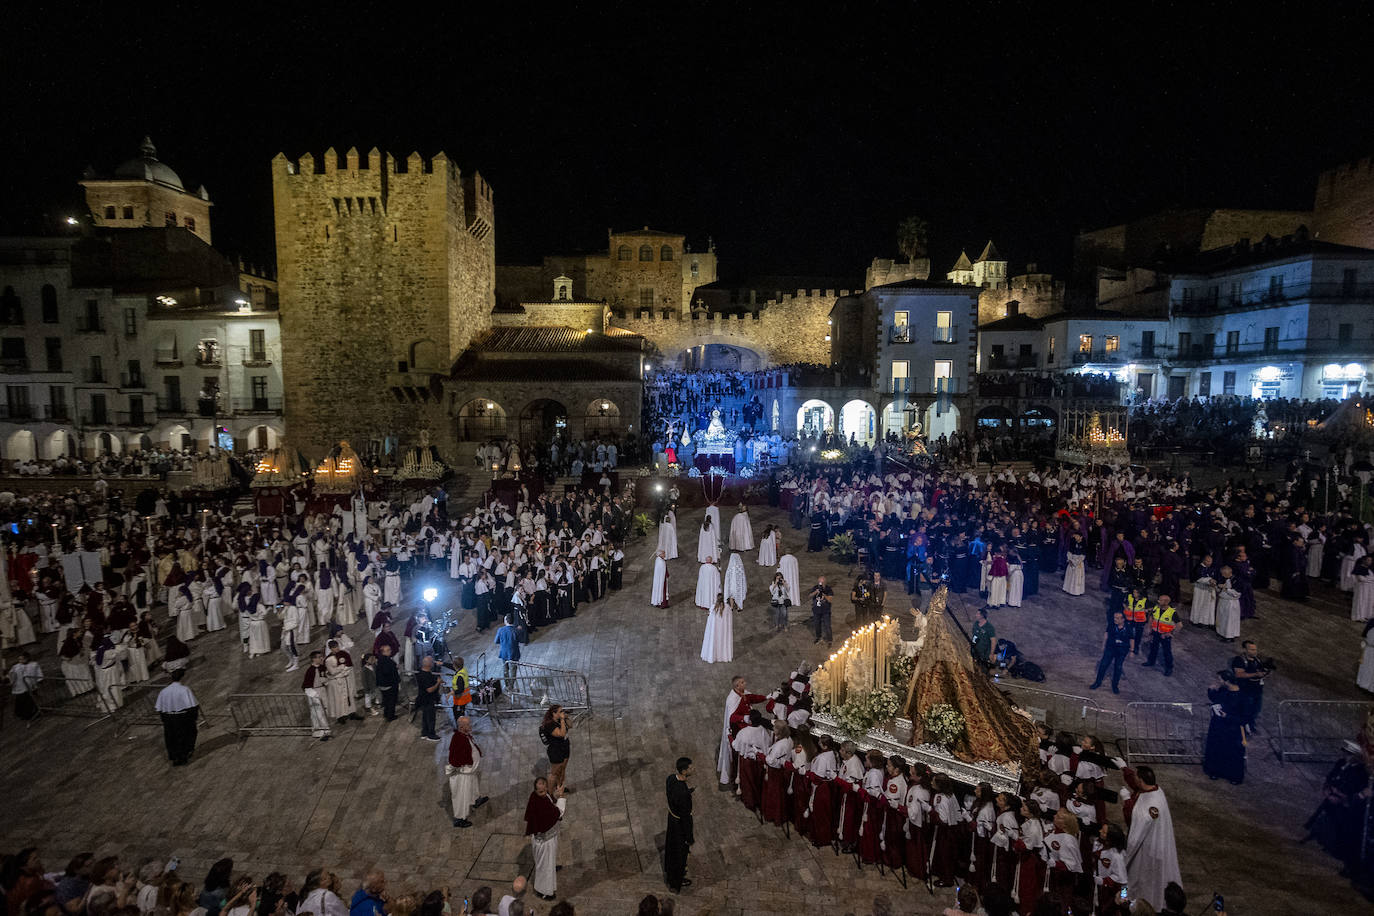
246,425,280,450
125,432,154,453
796,398,835,436
925,402,961,440
42,429,76,460
409,338,440,372
518,398,567,445
159,423,193,451
976,404,1015,429
456,397,509,441
5,429,36,462
1021,405,1058,429
89,430,122,457
584,398,623,438
668,336,768,371
838,398,878,445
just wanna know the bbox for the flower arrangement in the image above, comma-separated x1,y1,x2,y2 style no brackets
687,467,702,478
632,512,655,537
833,686,901,737
889,652,915,685
923,703,966,749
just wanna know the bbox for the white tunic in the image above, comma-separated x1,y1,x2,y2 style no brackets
778,554,801,606
651,555,670,606
729,511,755,550
695,562,722,609
1215,582,1241,639
657,512,679,560
1357,631,1374,693
1190,577,1217,626
1352,574,1374,622
697,523,720,563
1006,563,1023,607
700,602,733,664
723,554,747,609
530,796,566,897
447,741,482,819
1062,553,1086,595
1124,787,1182,910
757,529,778,567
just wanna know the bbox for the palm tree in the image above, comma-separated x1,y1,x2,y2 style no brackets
896,216,930,263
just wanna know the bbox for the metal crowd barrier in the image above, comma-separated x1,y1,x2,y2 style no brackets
29,672,116,723
1125,701,1206,762
1277,699,1374,763
996,683,1126,740
489,661,591,720
227,693,315,737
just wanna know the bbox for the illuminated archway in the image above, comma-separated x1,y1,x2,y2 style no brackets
456,398,509,441
924,402,961,441
585,398,622,438
839,399,877,445
43,429,76,460
5,429,36,462
796,399,834,436
518,399,567,444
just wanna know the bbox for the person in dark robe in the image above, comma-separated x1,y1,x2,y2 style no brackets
1232,548,1258,619
664,757,695,893
807,509,828,552
949,533,970,594
608,545,624,590
1158,540,1185,603
1302,745,1371,873
1280,534,1309,600
1202,675,1247,785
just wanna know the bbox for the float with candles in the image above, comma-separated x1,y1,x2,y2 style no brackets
249,443,310,517
1054,407,1130,467
808,585,1037,793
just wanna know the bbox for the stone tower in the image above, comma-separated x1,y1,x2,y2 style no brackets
272,147,495,461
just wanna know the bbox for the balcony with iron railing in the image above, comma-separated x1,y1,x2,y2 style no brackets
156,395,185,414
1168,334,1368,364
119,373,147,389
0,358,29,373
194,353,222,368
155,349,183,367
888,377,961,395
80,411,113,426
230,396,283,414
888,326,911,343
0,404,35,420
986,352,1039,370
932,325,957,343
1172,280,1374,314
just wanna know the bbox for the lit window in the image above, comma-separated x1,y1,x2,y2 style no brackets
1079,334,1093,353
1105,335,1119,353
890,360,909,392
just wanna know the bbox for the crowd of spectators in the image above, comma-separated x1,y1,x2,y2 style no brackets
1127,396,1344,454
7,450,198,480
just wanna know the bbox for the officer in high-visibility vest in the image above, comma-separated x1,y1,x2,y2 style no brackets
451,655,474,716
1124,587,1149,656
1142,594,1178,676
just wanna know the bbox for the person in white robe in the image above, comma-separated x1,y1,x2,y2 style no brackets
695,559,722,610
525,780,566,900
119,628,151,682
1124,774,1182,911
700,595,734,663
704,504,721,538
301,651,333,741
723,553,747,609
757,526,778,567
729,505,755,551
90,638,127,709
1006,559,1023,607
280,601,304,672
651,550,670,608
1190,569,1217,626
323,642,359,721
657,510,679,560
1353,562,1374,622
1215,568,1241,640
778,552,801,606
1306,534,1326,578
1357,619,1374,692
0,600,37,649
1062,550,1086,595
447,716,487,827
203,575,226,632
173,585,198,643
245,602,273,657
697,516,720,563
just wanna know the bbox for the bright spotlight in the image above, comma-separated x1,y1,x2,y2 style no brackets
65,217,79,226
422,587,438,603
655,483,664,492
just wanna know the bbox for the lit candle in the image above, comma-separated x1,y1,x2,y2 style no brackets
76,526,83,548
51,523,58,546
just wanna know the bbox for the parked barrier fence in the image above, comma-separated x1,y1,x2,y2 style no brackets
1125,701,1207,762
488,661,591,720
28,674,116,723
227,693,315,737
997,683,1126,740
1278,699,1374,763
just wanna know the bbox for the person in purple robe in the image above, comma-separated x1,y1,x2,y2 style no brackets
1100,532,1136,591
1231,547,1257,619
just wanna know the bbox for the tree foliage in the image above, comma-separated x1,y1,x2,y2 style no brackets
897,215,930,262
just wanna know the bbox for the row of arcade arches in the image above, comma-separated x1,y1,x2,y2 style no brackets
2,424,280,460
455,398,623,442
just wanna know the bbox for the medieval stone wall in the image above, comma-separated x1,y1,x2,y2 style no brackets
1314,158,1374,249
272,147,494,460
977,277,1065,324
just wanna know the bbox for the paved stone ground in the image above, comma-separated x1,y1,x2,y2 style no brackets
2,501,1371,915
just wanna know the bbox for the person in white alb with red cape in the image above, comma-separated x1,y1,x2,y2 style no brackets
695,557,721,609
1124,765,1182,910
718,676,765,788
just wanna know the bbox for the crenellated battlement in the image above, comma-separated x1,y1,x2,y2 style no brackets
271,148,465,181
1316,156,1374,204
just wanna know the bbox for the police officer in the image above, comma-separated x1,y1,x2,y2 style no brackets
1090,610,1134,693
1142,594,1178,676
1124,586,1149,656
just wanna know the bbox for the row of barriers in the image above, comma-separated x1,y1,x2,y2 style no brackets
12,673,212,736
998,685,1374,766
226,660,592,739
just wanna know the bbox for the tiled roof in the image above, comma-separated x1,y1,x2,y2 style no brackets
950,250,973,271
611,227,685,238
471,326,646,353
451,359,641,382
975,240,1002,262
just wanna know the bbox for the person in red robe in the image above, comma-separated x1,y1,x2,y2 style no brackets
881,756,908,870
929,774,960,887
903,764,931,880
759,721,792,826
732,711,768,812
802,735,838,846
1016,798,1048,915
372,625,400,658
857,750,887,864
835,742,865,851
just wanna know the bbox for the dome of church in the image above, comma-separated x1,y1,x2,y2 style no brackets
113,137,185,190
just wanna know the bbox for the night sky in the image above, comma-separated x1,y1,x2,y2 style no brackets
5,3,1374,283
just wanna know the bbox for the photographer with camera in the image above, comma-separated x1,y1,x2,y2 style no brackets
1230,639,1272,734
540,705,573,794
808,576,833,645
